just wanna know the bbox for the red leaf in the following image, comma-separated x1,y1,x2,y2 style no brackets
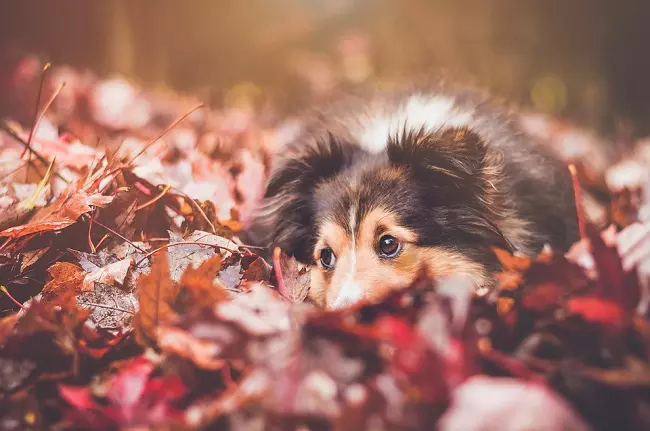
0,188,113,239
106,357,155,420
567,296,625,327
587,222,641,312
59,356,187,429
59,384,95,410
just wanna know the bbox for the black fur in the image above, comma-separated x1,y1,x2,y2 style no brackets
247,85,580,273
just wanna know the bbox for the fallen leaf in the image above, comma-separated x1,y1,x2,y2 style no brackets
241,256,272,282
0,183,50,231
179,254,229,308
274,247,310,303
59,356,186,429
438,376,590,431
166,230,238,283
76,283,137,329
493,247,533,273
20,247,50,272
587,223,641,313
567,296,625,327
0,187,113,239
82,256,134,291
133,248,178,346
42,262,87,295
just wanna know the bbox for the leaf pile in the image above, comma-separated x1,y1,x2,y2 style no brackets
1,55,650,430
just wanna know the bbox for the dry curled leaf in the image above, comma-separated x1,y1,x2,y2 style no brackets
132,248,178,346
82,256,134,292
42,262,87,295
20,247,50,272
274,247,310,303
241,256,272,282
0,187,113,239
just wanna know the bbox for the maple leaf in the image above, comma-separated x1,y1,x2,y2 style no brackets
166,230,238,283
0,186,113,239
158,283,293,369
42,262,87,296
132,248,178,347
587,223,641,309
179,254,229,309
59,356,187,429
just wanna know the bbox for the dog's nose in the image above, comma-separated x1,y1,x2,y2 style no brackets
329,280,364,309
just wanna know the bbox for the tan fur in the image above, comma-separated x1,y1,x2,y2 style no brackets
308,207,491,309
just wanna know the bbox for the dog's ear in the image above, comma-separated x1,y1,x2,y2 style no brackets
387,126,491,183
387,126,511,250
248,132,357,262
387,126,502,206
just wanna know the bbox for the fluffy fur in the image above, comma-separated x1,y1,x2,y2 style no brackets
248,83,579,308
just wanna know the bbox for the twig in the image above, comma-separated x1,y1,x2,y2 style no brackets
127,103,204,165
238,244,268,251
272,247,291,302
22,62,51,159
568,164,587,240
171,187,217,234
0,121,70,184
76,302,134,315
135,241,238,267
95,233,111,250
1,285,27,311
92,219,146,253
29,81,66,150
135,185,172,211
88,212,97,253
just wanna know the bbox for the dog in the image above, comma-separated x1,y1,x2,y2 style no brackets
248,83,579,309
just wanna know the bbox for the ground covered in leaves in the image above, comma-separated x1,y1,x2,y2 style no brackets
1,56,650,431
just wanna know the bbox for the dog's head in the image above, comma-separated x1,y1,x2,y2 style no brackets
249,125,509,308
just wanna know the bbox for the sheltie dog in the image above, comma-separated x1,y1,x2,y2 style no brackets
249,83,579,309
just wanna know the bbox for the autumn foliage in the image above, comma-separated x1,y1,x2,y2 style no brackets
1,56,650,430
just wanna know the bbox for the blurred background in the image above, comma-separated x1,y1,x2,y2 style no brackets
1,0,649,137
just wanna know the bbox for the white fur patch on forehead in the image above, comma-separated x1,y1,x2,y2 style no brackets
352,94,475,154
331,203,361,309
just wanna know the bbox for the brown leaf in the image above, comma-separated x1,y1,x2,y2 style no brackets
493,247,533,273
76,283,137,330
241,256,272,282
20,247,50,272
43,262,87,295
82,256,134,291
179,254,228,308
133,248,178,346
0,183,49,231
274,247,310,303
0,187,113,239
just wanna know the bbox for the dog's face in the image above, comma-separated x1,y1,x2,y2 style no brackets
250,126,510,309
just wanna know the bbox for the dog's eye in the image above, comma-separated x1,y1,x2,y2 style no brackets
378,235,401,258
319,247,337,269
